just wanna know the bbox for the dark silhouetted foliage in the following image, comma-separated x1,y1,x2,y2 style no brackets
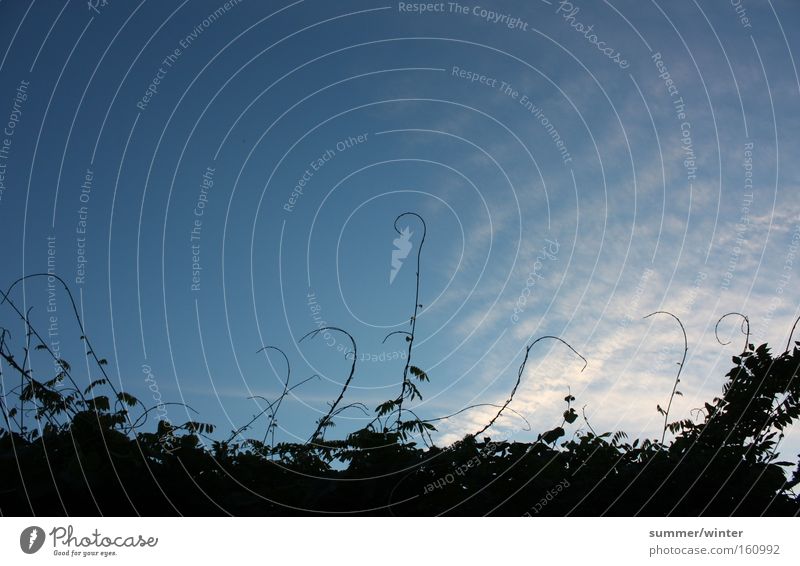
2,248,800,515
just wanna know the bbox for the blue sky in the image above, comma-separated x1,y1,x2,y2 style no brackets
1,0,799,457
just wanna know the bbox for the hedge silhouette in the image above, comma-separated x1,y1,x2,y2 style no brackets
1,215,799,515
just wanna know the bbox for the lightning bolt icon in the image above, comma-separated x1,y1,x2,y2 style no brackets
390,226,413,284
28,528,39,550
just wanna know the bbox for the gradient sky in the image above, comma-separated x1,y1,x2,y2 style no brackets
1,0,799,457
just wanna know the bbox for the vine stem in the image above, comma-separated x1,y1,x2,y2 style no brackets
715,312,750,353
302,326,358,444
390,212,426,433
224,375,319,447
1,273,101,406
475,336,587,438
255,345,290,447
644,311,688,444
582,404,598,437
21,307,33,434
786,314,800,353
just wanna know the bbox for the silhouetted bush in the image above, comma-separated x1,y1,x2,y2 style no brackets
1,337,799,515
2,246,800,515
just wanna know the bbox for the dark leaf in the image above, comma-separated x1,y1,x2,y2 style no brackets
83,379,108,394
86,396,110,412
409,366,429,382
540,427,565,444
117,392,138,407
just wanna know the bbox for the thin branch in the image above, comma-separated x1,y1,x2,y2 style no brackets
0,328,23,435
423,403,532,431
392,212,427,431
6,273,130,424
128,402,200,430
644,311,689,444
398,407,434,447
0,345,62,424
256,345,291,447
582,405,599,437
715,312,750,353
0,333,22,434
474,336,587,438
1,274,94,406
786,314,800,353
224,375,319,445
127,402,199,432
382,330,412,344
330,402,370,419
302,326,358,444
20,307,33,434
